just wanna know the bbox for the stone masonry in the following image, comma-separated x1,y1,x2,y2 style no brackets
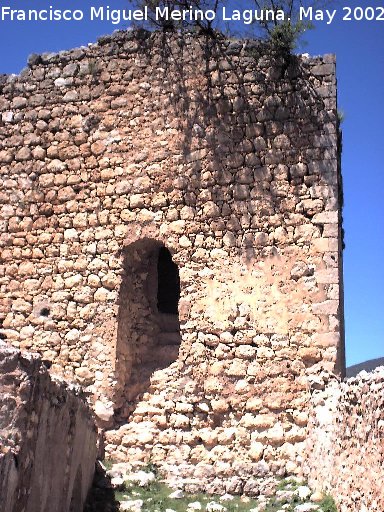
304,368,384,512
0,342,97,512
0,30,343,490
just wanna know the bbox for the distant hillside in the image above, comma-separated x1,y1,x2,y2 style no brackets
346,357,384,378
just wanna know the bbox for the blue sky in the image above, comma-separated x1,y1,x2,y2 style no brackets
0,0,382,366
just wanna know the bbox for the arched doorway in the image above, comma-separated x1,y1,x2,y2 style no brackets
114,239,181,422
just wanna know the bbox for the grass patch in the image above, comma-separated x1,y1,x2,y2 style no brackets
116,480,256,512
103,459,114,471
105,460,338,512
276,477,302,492
319,494,338,512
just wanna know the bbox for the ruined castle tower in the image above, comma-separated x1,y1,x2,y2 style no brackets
0,30,343,490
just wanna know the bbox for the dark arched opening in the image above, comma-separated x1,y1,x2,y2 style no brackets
114,239,181,423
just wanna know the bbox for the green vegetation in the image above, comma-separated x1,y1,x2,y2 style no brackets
319,494,338,512
266,19,311,61
132,1,322,56
105,462,338,512
251,1,313,56
276,477,300,491
103,459,114,471
115,478,258,512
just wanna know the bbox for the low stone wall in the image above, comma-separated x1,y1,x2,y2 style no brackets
304,368,384,512
0,343,98,512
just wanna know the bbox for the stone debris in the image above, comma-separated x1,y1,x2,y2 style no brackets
275,489,295,501
294,504,319,512
119,499,144,512
296,486,312,500
169,489,185,499
206,502,227,512
126,471,157,487
188,502,203,510
219,494,234,501
310,492,324,503
110,476,125,489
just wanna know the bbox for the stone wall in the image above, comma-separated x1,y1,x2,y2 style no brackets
304,368,384,512
0,343,97,512
0,30,343,487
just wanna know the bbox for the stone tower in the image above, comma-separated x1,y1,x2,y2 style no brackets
0,30,343,490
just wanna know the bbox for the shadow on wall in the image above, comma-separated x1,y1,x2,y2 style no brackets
69,466,83,512
135,32,338,184
114,238,181,423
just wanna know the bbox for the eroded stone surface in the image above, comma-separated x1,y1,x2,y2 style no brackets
304,367,384,512
0,343,97,512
